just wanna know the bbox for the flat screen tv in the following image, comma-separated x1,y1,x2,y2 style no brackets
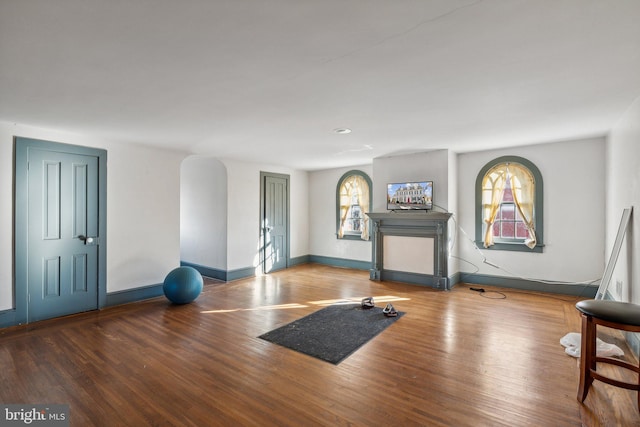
387,181,433,211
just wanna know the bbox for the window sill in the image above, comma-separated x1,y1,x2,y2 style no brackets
337,234,370,241
475,241,544,253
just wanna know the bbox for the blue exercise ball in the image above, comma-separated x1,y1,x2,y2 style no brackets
163,266,203,304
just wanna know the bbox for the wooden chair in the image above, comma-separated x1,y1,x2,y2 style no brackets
575,299,640,410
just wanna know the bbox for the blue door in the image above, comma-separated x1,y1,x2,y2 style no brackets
261,173,289,273
15,138,106,323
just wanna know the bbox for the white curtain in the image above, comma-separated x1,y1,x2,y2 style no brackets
354,175,370,240
508,164,537,248
482,162,536,249
338,175,370,240
337,178,352,238
482,166,508,248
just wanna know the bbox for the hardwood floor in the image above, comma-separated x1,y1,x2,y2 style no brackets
1,264,638,426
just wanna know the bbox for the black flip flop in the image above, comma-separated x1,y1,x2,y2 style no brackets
361,297,375,309
382,303,397,317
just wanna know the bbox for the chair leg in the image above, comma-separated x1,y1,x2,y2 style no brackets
637,358,640,411
577,314,596,402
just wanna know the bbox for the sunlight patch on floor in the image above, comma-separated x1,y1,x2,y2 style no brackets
200,295,410,314
201,303,308,314
309,295,410,306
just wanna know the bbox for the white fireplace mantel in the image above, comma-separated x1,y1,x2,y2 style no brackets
367,211,453,290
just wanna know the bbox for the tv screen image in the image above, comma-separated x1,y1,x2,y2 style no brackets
387,181,433,211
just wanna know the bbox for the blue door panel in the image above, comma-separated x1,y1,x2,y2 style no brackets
264,175,288,273
27,148,99,322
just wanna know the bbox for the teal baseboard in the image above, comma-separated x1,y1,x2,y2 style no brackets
0,283,166,329
308,255,370,271
180,260,256,281
1,263,601,330
459,272,598,297
448,271,461,287
182,256,365,282
104,263,258,308
181,261,227,281
0,308,18,328
106,284,164,307
290,255,311,267
227,266,255,281
379,270,451,290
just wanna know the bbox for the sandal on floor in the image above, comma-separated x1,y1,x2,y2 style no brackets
361,297,375,309
383,303,397,317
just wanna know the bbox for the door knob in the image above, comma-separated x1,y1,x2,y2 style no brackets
79,235,98,245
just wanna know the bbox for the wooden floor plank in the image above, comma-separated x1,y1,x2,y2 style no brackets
1,264,638,426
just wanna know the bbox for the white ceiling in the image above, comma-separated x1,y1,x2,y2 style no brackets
1,1,640,170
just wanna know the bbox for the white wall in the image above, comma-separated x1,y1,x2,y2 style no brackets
222,159,309,272
0,122,16,310
373,150,451,212
308,152,454,266
457,137,606,283
606,95,640,303
0,121,186,310
372,150,456,274
180,156,228,270
448,150,459,273
107,143,185,291
0,119,621,313
308,165,373,262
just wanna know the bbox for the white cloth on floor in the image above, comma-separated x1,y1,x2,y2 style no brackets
560,332,624,358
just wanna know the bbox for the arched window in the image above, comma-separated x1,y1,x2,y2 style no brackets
475,156,543,252
336,170,372,240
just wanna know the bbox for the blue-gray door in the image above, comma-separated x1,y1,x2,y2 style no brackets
15,138,106,323
261,173,289,273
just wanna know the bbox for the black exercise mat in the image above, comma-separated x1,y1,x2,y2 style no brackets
258,303,404,364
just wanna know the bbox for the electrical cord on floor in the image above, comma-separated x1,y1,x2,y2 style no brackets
486,287,590,303
451,216,601,296
431,206,599,300
469,286,506,299
466,283,596,303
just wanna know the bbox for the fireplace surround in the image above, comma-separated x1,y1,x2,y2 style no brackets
367,211,453,290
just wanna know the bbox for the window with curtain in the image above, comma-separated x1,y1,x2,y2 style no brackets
336,170,372,240
475,156,543,252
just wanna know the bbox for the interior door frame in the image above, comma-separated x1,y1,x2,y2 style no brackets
14,137,107,324
259,171,290,274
